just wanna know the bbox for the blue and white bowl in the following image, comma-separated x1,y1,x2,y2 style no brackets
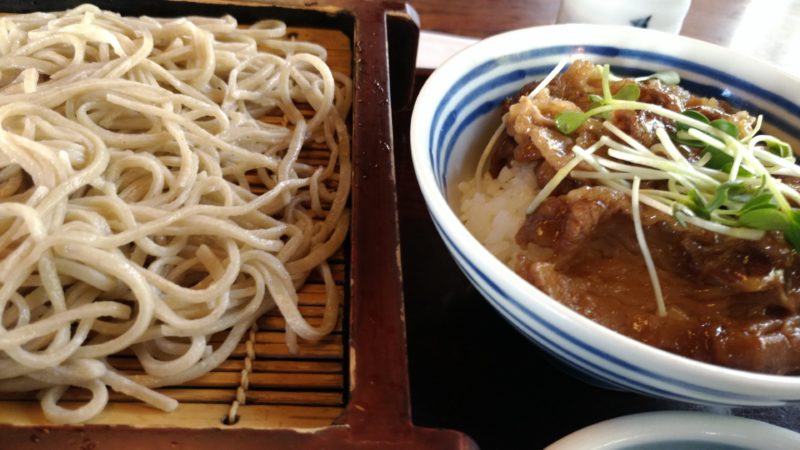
410,24,800,406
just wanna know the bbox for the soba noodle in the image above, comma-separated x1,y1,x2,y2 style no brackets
0,4,351,423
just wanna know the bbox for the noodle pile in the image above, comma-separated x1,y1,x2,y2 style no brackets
0,4,351,423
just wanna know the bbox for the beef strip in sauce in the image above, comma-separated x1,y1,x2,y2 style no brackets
490,61,800,374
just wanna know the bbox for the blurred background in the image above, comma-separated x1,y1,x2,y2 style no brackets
411,0,800,74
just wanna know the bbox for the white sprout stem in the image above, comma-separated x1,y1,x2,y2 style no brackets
686,128,728,152
728,138,746,183
606,149,718,188
749,135,794,164
595,155,700,189
474,122,505,188
527,57,572,100
695,152,713,167
654,127,693,168
733,137,793,212
753,144,800,176
574,144,764,239
743,114,764,142
589,99,721,136
571,170,666,181
640,189,686,202
632,177,667,317
517,72,789,253
612,179,765,239
604,121,655,156
571,145,630,191
525,156,583,214
589,142,769,244
525,139,605,214
773,168,800,177
548,116,769,240
779,183,800,205
474,56,572,183
600,64,613,101
588,98,795,214
560,131,765,241
695,166,738,181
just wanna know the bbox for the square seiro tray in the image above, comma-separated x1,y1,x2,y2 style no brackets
0,1,476,448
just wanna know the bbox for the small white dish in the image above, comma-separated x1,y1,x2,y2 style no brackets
545,411,800,450
556,0,691,34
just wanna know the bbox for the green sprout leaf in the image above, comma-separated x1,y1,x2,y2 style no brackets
785,210,800,252
685,182,745,221
766,139,792,159
587,94,604,104
785,225,800,253
586,94,609,116
614,83,641,101
739,192,776,214
686,189,710,219
524,61,800,263
636,70,681,86
584,78,640,118
702,146,734,170
673,132,705,148
673,111,711,147
555,111,588,135
739,208,789,231
676,110,710,132
706,181,745,212
720,162,753,178
710,119,739,139
672,203,689,228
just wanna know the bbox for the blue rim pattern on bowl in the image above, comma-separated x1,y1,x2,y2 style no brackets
413,29,800,407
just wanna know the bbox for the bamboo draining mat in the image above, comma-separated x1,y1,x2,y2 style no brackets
0,24,352,430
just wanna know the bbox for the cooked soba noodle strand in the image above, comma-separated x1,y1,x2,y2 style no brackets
0,4,351,424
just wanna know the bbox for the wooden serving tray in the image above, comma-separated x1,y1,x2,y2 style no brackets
0,1,476,448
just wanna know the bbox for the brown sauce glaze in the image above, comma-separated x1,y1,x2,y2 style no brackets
517,193,800,374
491,62,800,374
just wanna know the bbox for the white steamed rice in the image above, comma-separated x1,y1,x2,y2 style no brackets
458,162,538,265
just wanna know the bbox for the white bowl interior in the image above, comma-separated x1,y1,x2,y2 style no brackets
411,24,800,406
545,411,800,450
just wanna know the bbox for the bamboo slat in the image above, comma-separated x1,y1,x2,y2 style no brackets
0,19,351,430
0,401,343,429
